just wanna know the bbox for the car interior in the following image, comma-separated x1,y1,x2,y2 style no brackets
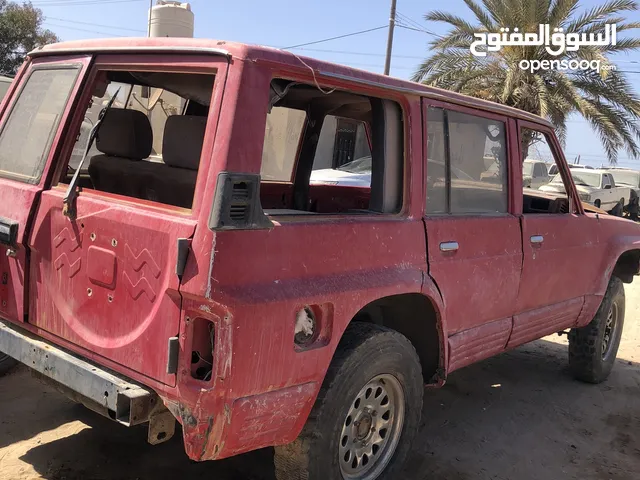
259,80,403,216
60,70,215,210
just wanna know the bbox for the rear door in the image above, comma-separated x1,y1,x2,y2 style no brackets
423,102,522,370
0,57,90,325
27,55,227,386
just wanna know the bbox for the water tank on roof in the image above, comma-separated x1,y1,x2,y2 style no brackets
149,1,194,38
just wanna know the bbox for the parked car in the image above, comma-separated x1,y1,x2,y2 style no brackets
0,38,639,480
311,156,474,187
602,167,640,221
540,169,630,215
522,159,551,188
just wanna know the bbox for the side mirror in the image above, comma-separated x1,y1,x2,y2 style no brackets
604,184,612,190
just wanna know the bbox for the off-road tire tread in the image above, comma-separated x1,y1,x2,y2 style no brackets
569,276,625,384
0,353,18,377
274,322,423,480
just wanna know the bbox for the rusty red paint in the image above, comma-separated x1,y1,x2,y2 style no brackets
0,37,638,463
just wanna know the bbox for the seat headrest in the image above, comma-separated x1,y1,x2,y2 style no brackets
163,115,207,170
96,108,153,160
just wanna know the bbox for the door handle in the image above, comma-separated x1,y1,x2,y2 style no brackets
530,235,544,244
440,241,459,252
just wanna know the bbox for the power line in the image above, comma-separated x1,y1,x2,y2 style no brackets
45,16,146,34
290,47,424,60
43,22,127,37
282,25,388,50
396,11,430,32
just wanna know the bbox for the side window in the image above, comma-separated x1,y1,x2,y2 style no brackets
0,67,79,183
426,107,508,214
602,174,611,188
261,106,306,181
521,128,574,214
259,80,402,215
534,163,545,177
426,108,447,214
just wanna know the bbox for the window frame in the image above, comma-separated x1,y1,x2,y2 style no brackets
260,105,308,184
260,72,410,218
51,54,228,217
517,119,583,215
423,99,514,217
0,63,83,185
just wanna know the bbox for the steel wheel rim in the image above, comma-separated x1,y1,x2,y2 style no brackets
602,302,618,360
339,374,405,480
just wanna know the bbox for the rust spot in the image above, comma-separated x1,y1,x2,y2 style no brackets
200,416,215,459
224,404,232,425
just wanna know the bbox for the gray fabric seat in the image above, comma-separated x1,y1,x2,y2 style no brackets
88,108,153,199
88,111,206,208
140,115,206,208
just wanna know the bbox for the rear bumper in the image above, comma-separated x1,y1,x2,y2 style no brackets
0,318,160,426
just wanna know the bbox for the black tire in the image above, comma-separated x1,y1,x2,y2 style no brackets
611,200,624,217
594,199,601,209
0,352,18,377
274,323,423,480
569,276,625,383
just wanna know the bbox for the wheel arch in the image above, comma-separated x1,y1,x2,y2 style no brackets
349,292,445,385
612,248,640,284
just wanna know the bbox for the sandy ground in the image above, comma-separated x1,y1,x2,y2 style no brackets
1,288,639,480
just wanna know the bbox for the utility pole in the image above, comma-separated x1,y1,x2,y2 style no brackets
383,0,397,75
148,0,153,37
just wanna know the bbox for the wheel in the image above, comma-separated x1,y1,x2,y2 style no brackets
569,276,625,383
594,199,601,209
611,200,624,217
274,323,423,480
0,352,18,377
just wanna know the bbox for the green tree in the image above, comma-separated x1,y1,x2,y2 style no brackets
0,1,59,75
413,0,640,163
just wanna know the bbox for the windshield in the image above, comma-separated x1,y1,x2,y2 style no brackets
553,171,601,187
609,171,639,187
522,163,534,176
337,156,372,174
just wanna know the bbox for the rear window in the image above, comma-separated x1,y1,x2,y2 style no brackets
0,67,79,183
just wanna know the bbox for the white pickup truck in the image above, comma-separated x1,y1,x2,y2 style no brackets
539,169,630,215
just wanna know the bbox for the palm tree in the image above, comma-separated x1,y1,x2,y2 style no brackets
412,0,640,163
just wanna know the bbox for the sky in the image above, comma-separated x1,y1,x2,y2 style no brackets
31,0,640,168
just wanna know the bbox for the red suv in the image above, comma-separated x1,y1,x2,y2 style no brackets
0,38,638,480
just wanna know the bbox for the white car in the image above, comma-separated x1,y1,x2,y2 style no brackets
539,169,630,214
522,159,551,188
311,157,475,187
310,156,373,187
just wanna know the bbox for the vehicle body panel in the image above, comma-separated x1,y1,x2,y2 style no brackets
0,56,91,325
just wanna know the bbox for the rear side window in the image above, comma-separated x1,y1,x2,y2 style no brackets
426,107,508,214
261,106,306,181
0,67,79,183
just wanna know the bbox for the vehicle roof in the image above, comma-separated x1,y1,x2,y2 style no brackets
29,37,552,128
571,169,608,174
602,166,639,171
524,159,546,163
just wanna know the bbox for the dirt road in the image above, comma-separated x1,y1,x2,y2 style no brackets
1,286,639,480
